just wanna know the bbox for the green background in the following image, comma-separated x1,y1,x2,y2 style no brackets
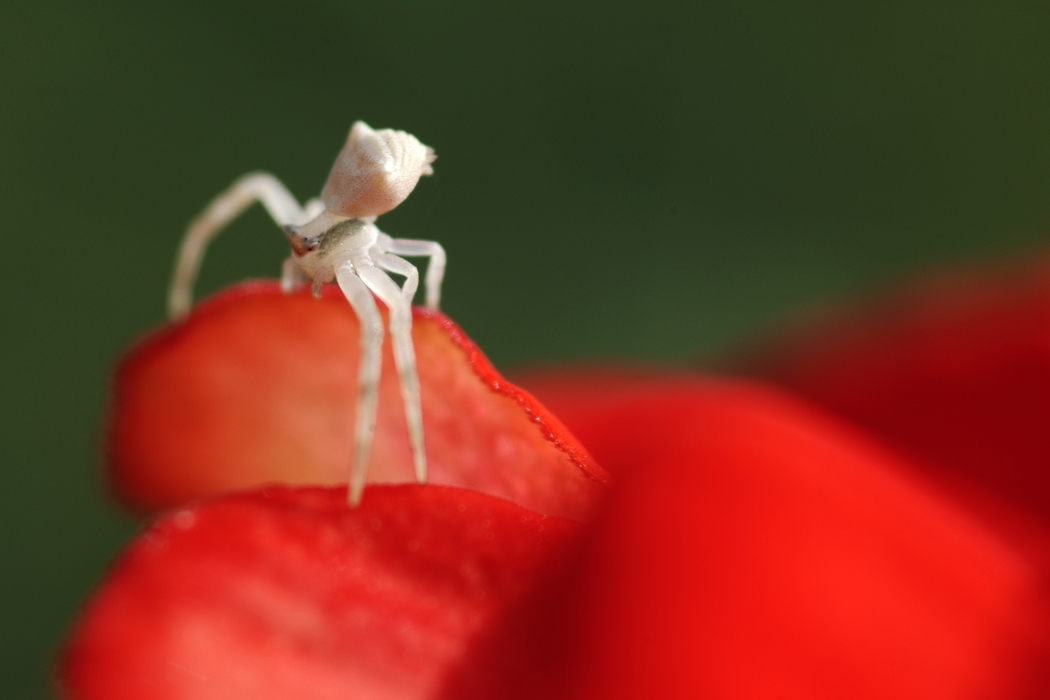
3,1,1050,696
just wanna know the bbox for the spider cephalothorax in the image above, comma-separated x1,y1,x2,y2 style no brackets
168,121,446,504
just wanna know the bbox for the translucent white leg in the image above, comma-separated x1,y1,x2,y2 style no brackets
379,235,446,309
168,172,312,319
335,262,385,506
280,256,307,293
303,197,326,220
357,255,427,485
375,251,420,302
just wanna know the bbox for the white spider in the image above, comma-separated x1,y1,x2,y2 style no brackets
167,121,445,505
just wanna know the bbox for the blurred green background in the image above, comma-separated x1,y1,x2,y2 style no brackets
3,0,1050,696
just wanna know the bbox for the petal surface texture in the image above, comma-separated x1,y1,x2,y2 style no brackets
497,376,1050,699
59,485,583,700
108,282,606,519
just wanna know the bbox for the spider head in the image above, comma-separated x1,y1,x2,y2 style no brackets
282,224,320,257
320,121,435,219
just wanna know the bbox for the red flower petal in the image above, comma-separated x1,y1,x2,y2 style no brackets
512,367,695,476
108,282,607,519
467,380,1050,699
59,485,583,700
743,255,1050,525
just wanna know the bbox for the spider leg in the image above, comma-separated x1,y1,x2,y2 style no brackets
303,197,326,220
280,256,308,293
375,250,420,302
357,254,428,485
335,261,385,506
168,173,312,319
378,235,446,309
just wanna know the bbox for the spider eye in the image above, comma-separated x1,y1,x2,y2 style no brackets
283,224,319,256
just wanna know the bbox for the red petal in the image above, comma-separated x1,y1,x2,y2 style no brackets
108,282,607,519
512,367,696,476
468,380,1050,699
743,255,1050,525
59,485,583,700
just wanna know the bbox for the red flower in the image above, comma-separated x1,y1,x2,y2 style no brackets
59,259,1050,699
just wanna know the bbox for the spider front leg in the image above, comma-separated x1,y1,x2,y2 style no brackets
280,256,308,293
357,254,428,486
378,234,447,309
169,173,316,318
335,261,385,506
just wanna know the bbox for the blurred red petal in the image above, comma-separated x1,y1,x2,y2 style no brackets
59,485,583,700
743,254,1050,524
108,282,607,519
472,380,1050,699
513,367,694,476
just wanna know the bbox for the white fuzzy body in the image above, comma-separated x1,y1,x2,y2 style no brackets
321,121,435,218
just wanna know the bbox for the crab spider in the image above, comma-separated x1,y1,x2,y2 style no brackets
167,121,446,506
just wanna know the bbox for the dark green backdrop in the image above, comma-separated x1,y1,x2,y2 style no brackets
3,1,1050,696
